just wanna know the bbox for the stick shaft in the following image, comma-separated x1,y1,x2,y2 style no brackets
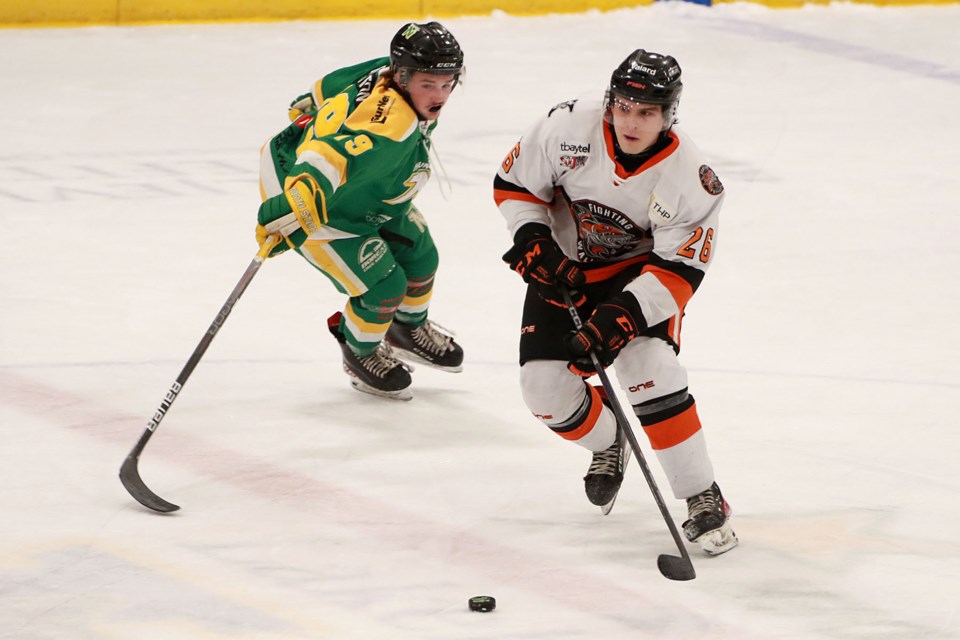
562,289,694,569
120,238,279,512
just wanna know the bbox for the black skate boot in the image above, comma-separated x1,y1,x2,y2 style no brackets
584,434,624,506
682,482,739,556
385,319,463,372
328,313,413,401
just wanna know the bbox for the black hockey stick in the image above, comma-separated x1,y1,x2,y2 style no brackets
562,288,696,581
119,236,280,513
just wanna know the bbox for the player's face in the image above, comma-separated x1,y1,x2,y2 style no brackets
610,97,666,154
405,72,458,121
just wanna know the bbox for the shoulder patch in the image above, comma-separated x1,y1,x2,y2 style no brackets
345,81,418,142
699,165,724,196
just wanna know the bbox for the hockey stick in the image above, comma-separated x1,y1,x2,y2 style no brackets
562,288,696,581
119,236,281,513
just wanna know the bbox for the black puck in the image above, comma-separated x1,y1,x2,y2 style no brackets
468,595,496,612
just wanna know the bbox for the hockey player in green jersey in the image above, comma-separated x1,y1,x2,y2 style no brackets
255,22,465,401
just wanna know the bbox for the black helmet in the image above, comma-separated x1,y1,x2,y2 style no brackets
390,22,464,78
606,49,682,130
609,49,682,104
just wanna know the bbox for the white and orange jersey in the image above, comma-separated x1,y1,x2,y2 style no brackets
494,97,725,330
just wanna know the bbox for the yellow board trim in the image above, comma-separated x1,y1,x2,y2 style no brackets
2,0,664,28
2,0,952,30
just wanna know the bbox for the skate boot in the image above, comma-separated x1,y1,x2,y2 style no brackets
329,314,413,401
385,319,463,372
682,482,739,556
584,434,624,506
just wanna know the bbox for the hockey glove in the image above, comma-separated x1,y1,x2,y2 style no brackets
255,223,289,257
256,177,326,257
502,223,586,290
565,293,646,377
288,93,317,122
535,284,588,309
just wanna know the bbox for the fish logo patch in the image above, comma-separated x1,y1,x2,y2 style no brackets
699,165,724,196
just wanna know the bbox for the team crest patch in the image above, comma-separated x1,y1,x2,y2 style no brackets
560,155,588,170
570,199,649,261
699,165,724,196
359,237,388,271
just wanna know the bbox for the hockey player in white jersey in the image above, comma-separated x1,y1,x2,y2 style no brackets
494,49,737,555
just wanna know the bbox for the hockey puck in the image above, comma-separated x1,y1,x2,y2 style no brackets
468,595,496,612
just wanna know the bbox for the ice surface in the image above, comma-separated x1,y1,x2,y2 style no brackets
2,4,959,638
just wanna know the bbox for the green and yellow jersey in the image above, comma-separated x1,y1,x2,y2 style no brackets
259,57,437,243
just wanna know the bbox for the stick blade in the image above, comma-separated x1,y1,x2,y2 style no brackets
657,554,696,581
119,455,180,513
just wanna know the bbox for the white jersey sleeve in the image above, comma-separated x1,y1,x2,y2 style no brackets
493,102,574,237
623,133,725,329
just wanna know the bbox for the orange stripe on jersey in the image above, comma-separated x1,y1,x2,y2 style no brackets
643,264,695,310
558,385,604,441
583,255,648,283
667,314,682,349
602,122,679,180
642,402,702,450
494,188,551,208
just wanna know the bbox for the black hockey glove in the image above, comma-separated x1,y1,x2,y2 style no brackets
565,293,647,377
502,223,586,291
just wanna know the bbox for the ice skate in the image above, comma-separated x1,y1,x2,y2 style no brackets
584,433,624,507
385,319,463,372
682,482,739,556
329,316,413,401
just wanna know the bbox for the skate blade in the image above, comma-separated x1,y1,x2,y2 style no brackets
600,435,632,515
697,523,739,556
389,347,463,373
349,379,413,401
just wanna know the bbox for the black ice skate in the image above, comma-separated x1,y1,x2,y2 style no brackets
329,314,413,401
385,319,463,372
682,482,739,556
584,433,624,507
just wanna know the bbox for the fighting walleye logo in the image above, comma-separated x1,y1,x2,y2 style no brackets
699,165,724,196
570,199,649,261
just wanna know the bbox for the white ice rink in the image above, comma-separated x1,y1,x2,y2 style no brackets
2,3,959,638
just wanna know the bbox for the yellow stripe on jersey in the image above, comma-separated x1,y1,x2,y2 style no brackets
344,303,391,339
300,240,366,296
399,290,432,314
295,138,348,191
344,79,418,143
312,78,325,105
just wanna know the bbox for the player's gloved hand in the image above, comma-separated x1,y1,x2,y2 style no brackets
502,223,586,304
565,293,646,377
535,285,588,309
255,224,289,257
256,177,325,257
288,94,317,123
